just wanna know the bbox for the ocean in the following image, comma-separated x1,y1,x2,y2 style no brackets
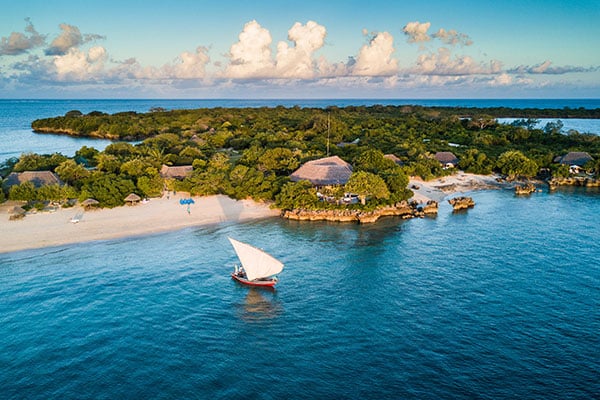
1,99,600,399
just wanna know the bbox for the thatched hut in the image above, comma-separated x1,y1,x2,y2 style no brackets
2,171,62,190
124,193,141,205
290,156,353,187
160,165,193,180
81,198,100,210
434,152,459,169
8,205,26,220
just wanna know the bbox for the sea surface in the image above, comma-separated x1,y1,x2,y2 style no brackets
0,98,599,163
1,99,600,399
1,189,599,399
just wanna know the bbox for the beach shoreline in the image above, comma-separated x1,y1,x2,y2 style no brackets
0,194,279,254
1,173,522,254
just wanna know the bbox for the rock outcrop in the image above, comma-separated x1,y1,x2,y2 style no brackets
548,177,600,190
448,196,475,211
281,200,438,224
515,183,537,195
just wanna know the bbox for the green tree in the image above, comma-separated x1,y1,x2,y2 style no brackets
275,180,318,210
496,150,538,178
458,149,493,175
55,159,90,185
345,171,390,203
8,182,37,201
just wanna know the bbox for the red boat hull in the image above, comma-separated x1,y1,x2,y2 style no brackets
231,273,277,287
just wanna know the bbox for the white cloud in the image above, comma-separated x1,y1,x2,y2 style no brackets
414,47,493,76
352,31,398,76
275,21,326,79
53,46,107,81
490,73,512,86
403,21,431,43
0,18,45,56
165,46,210,79
45,23,105,56
432,28,473,46
223,20,274,79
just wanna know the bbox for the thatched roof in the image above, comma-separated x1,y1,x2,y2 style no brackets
160,165,193,179
384,154,403,165
556,152,593,166
124,193,141,203
3,171,62,189
81,198,100,208
9,206,26,215
290,155,353,186
434,152,459,165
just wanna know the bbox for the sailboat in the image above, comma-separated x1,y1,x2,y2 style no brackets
228,237,284,287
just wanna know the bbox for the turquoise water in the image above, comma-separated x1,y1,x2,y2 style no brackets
1,188,599,399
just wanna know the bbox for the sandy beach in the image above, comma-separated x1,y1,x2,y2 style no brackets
408,172,508,203
1,173,513,254
0,194,279,254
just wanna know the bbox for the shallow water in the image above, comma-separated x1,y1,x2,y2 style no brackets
1,188,599,399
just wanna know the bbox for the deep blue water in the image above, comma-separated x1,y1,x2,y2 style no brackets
1,188,599,399
1,99,599,163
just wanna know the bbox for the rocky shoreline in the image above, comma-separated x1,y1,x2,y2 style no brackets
548,176,600,190
281,200,439,224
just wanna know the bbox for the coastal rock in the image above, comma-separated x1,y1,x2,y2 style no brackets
515,183,537,195
548,177,600,189
448,196,475,211
281,200,439,224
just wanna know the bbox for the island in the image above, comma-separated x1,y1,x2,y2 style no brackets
0,104,598,233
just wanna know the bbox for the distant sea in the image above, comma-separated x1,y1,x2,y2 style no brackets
0,98,599,163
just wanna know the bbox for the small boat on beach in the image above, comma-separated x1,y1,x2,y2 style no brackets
228,237,284,287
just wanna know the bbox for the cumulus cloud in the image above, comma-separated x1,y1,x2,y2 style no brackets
0,18,46,56
403,21,431,43
275,21,326,79
352,31,398,76
508,60,599,75
165,46,210,79
432,28,473,46
53,46,108,81
45,23,105,56
414,47,490,76
490,73,512,86
223,20,274,79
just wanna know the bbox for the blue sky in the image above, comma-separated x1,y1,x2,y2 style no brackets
1,0,599,98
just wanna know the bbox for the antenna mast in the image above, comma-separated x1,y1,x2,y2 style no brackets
326,112,330,156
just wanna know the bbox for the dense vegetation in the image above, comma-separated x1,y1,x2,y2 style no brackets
2,105,599,209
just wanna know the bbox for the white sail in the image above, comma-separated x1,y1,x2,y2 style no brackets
228,237,284,281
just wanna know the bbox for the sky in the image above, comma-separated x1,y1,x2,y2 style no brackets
1,0,599,99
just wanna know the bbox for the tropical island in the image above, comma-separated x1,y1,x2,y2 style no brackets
1,104,599,231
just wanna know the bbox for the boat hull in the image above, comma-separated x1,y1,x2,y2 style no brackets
231,273,277,287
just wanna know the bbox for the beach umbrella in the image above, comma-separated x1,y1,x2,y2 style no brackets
9,206,26,215
8,206,26,220
124,193,141,205
81,198,100,209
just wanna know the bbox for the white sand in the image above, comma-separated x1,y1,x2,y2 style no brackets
408,172,507,203
1,173,510,253
0,195,279,253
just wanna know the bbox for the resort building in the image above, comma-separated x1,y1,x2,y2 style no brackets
384,154,404,166
2,171,62,190
160,165,193,180
434,152,459,169
290,155,353,187
554,152,594,174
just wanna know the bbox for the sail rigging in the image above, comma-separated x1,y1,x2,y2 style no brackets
228,237,284,282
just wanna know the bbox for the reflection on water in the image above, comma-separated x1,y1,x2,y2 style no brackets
237,287,282,322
